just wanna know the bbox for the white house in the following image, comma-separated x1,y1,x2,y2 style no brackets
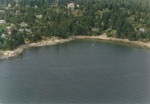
19,28,24,33
8,31,11,35
6,26,11,30
0,20,6,24
35,5,38,9
91,27,99,32
25,29,32,33
68,2,75,9
16,10,20,14
11,24,15,27
139,28,146,33
76,4,80,8
36,15,43,19
1,34,6,39
6,26,11,35
16,3,19,7
8,4,11,8
139,19,144,22
20,22,28,27
0,10,5,13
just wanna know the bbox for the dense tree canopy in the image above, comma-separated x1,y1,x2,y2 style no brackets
0,0,150,50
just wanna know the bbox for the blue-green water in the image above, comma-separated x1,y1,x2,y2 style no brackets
0,40,150,104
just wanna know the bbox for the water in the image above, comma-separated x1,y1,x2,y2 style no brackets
0,39,150,104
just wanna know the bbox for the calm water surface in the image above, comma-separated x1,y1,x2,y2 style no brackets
0,40,150,104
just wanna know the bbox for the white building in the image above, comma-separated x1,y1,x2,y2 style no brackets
19,28,24,33
76,4,80,8
36,15,43,19
8,4,11,8
91,27,99,32
6,26,11,30
11,24,15,27
20,22,28,28
16,3,19,7
1,34,6,39
16,10,20,14
25,29,32,33
68,2,75,9
139,19,144,22
139,28,146,33
0,20,6,24
0,10,5,13
8,31,11,35
6,26,12,35
35,5,38,9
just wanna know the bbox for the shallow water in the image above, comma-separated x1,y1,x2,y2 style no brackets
0,40,150,104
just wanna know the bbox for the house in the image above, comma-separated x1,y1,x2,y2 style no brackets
35,20,40,24
8,4,11,8
91,27,99,32
139,28,146,33
20,22,28,28
0,10,4,13
15,3,19,7
6,26,11,35
0,20,6,24
8,31,11,35
36,15,43,19
68,2,75,9
16,10,20,14
76,4,80,8
50,4,56,8
6,26,11,31
25,29,32,33
139,19,144,22
35,5,38,9
11,24,15,28
6,24,15,35
1,34,6,39
6,24,15,30
19,28,24,33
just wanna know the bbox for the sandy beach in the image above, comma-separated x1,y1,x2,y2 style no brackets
0,34,150,59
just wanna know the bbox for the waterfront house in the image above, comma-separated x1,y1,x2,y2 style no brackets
50,4,57,8
91,27,99,32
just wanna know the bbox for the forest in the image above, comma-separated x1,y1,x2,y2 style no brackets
0,0,150,50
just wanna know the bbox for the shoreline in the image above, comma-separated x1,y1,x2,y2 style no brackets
0,37,74,60
0,34,150,60
74,34,150,48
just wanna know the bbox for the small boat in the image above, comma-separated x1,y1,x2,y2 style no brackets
92,42,95,46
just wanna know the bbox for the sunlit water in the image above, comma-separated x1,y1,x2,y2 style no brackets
0,39,150,104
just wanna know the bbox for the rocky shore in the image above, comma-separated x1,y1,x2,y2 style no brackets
0,37,74,59
0,35,150,60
